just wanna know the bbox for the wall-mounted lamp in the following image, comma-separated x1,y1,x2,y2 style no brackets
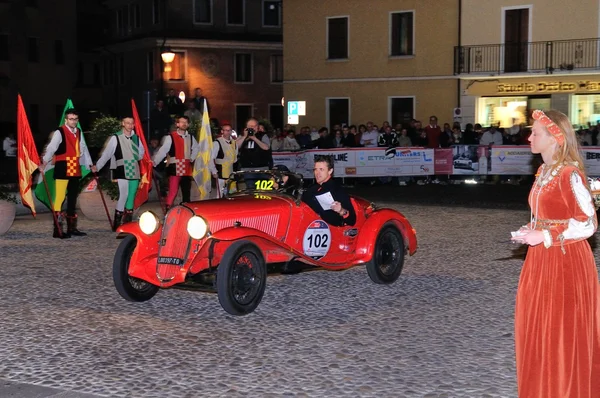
179,91,186,103
161,48,176,64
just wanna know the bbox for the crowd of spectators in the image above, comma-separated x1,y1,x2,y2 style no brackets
265,116,537,152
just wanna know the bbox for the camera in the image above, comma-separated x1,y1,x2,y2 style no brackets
246,128,255,136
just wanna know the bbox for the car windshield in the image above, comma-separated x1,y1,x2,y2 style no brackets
225,170,304,197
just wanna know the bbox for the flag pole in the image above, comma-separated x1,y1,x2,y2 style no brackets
40,170,63,238
153,175,166,215
215,176,221,199
92,172,113,229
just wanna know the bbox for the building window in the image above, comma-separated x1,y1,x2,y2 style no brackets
327,98,350,129
29,104,39,133
390,11,414,56
147,52,154,82
235,104,253,132
0,34,9,61
116,6,130,35
570,94,600,127
389,97,414,127
130,4,141,29
270,54,283,83
56,105,64,122
76,62,84,86
164,51,185,81
152,0,161,25
28,37,39,63
269,104,284,130
263,0,281,27
54,40,64,65
93,63,101,85
235,53,252,83
327,17,348,60
194,0,212,24
477,96,527,127
104,59,115,85
227,0,245,25
118,56,125,85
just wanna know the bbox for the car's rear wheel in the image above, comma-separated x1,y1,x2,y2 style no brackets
217,241,266,316
113,235,159,302
366,225,405,284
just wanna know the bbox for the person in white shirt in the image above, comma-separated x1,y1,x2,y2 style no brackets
479,126,503,146
283,131,301,151
2,134,16,157
39,109,94,238
211,123,236,195
183,101,201,122
94,117,145,230
360,125,379,147
152,115,202,208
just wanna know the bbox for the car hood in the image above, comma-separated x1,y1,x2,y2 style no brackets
184,193,296,236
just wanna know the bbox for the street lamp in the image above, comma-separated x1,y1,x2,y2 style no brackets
161,48,175,64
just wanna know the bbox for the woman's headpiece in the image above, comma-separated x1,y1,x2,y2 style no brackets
532,110,564,146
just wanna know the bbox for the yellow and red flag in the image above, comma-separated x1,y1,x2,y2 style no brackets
17,94,41,216
193,98,213,200
132,98,153,209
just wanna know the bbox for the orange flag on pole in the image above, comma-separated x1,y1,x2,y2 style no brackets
17,94,41,216
132,98,153,209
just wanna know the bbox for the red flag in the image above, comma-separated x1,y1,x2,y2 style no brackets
132,99,153,209
17,94,41,216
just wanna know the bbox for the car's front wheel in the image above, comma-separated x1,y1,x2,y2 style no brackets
366,225,405,284
113,235,159,302
217,241,267,316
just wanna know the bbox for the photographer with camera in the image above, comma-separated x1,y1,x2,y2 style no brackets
235,117,272,171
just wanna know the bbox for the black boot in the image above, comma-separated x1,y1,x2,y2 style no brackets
66,214,87,237
123,209,134,224
52,211,70,239
112,210,123,232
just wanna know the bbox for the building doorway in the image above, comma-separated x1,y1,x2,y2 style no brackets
504,8,529,73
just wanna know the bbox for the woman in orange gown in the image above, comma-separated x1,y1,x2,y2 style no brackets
511,109,600,397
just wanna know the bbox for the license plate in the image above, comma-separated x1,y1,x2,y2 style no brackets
157,256,184,266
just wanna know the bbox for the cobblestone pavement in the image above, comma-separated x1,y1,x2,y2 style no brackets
1,188,598,398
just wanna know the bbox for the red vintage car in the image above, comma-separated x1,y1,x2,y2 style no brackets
113,170,417,315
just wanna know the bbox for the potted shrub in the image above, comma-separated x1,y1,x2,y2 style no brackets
0,184,17,235
78,115,121,221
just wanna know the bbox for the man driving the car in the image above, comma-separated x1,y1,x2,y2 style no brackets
301,155,356,227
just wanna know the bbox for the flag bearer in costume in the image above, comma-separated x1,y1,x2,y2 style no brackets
40,108,94,238
211,123,237,195
152,115,200,208
94,116,144,231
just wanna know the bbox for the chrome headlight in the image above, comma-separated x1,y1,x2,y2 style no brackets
187,216,208,240
139,211,160,235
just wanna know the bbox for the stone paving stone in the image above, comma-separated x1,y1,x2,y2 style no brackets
3,193,597,397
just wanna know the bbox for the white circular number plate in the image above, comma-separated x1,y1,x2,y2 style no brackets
302,220,331,259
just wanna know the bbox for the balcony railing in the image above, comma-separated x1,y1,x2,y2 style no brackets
454,38,600,75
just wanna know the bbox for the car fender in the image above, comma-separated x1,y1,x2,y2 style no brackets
115,222,162,285
354,209,417,262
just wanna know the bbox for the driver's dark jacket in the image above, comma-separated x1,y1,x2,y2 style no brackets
301,178,356,227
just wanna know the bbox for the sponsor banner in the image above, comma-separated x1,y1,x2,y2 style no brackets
452,145,481,175
434,148,453,174
272,146,600,176
489,146,536,175
584,148,600,176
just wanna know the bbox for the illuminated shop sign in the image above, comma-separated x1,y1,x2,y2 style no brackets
497,80,600,94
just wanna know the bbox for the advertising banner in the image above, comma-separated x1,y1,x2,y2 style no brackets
489,145,536,175
272,146,600,177
434,148,453,174
583,148,600,176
